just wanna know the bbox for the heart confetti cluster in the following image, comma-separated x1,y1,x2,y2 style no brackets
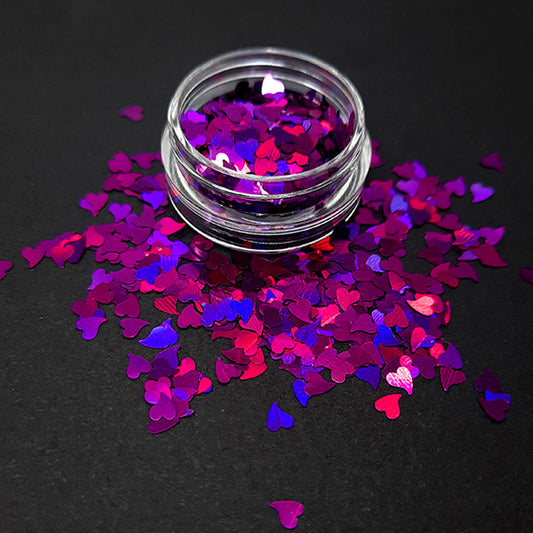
17,121,514,440
0,103,517,528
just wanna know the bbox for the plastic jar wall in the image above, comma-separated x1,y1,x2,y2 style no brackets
161,47,371,253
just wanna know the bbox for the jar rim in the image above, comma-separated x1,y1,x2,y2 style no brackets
166,47,366,183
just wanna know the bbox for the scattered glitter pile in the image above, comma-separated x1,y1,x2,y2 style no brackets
16,106,514,440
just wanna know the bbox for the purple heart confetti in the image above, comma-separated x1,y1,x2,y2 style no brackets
480,152,503,172
470,182,494,203
119,105,144,122
270,500,304,530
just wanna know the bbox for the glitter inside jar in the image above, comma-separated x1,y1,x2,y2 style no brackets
161,47,371,253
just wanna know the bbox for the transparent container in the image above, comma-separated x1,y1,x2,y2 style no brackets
161,47,371,253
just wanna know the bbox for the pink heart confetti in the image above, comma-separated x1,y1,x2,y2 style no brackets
0,260,13,280
374,394,402,420
119,105,144,122
519,268,533,286
269,501,304,530
385,366,413,395
470,182,494,203
126,353,152,379
21,246,45,268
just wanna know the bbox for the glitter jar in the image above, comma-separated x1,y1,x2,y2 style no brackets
161,47,371,253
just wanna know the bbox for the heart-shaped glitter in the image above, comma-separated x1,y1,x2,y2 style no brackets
485,390,512,404
438,343,463,369
156,217,186,236
115,293,140,318
79,192,109,217
215,358,243,384
439,365,466,391
76,315,106,340
154,295,179,315
108,202,132,222
374,325,401,346
269,501,304,530
119,105,143,122
254,158,278,176
473,367,501,393
480,152,503,172
410,327,435,351
355,365,380,390
108,152,132,173
235,139,259,163
412,355,437,380
240,361,267,380
177,304,202,328
292,379,311,407
21,246,45,268
266,402,294,431
50,242,75,268
120,318,150,338
139,318,179,348
478,397,509,422
470,182,494,203
270,500,304,529
406,294,440,316
304,372,335,396
336,288,360,310
126,353,152,379
230,298,253,324
374,393,402,420
0,260,13,280
149,393,177,421
386,366,413,395
519,268,533,286
444,176,466,197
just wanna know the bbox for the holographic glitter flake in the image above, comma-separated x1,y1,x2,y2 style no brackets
119,105,144,122
270,501,305,530
0,260,13,280
480,152,503,172
474,367,511,421
267,402,294,431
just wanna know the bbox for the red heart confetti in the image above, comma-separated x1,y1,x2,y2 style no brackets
374,394,402,420
269,500,304,530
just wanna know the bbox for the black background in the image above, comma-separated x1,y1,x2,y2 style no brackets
1,1,532,532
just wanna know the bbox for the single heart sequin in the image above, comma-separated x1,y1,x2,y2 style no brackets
374,394,402,420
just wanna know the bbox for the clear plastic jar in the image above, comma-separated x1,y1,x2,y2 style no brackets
161,47,371,253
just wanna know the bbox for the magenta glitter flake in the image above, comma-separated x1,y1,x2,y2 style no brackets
0,260,13,280
119,105,144,122
480,152,503,172
270,501,305,530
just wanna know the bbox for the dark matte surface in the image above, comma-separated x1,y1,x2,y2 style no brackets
1,1,532,531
